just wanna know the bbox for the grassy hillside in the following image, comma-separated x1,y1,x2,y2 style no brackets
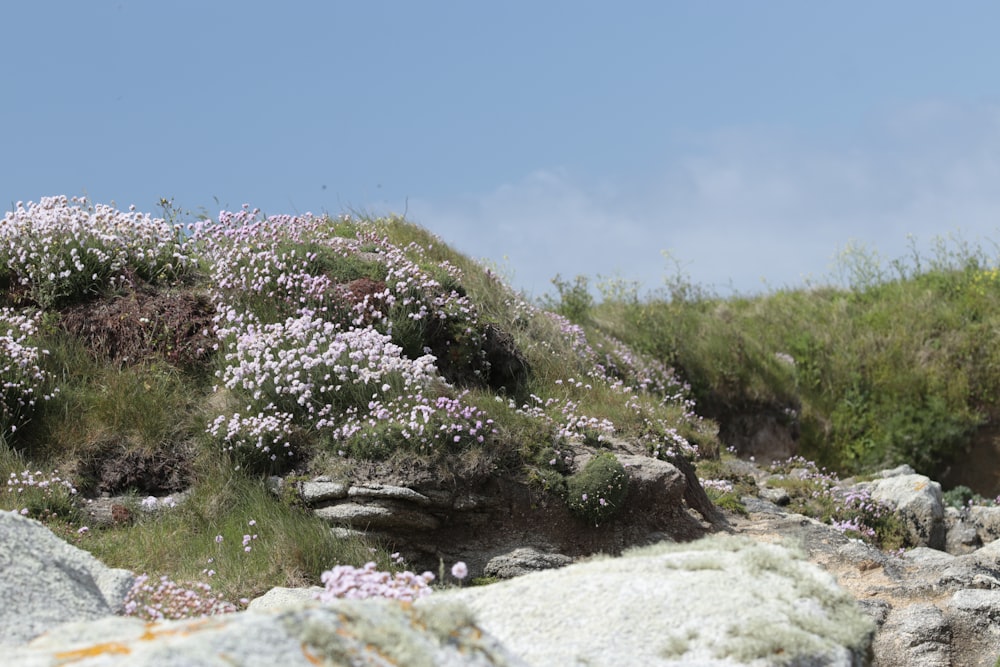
0,196,716,606
586,237,1000,479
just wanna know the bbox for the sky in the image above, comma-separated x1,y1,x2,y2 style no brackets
4,2,1000,299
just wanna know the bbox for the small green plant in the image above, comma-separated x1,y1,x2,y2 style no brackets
544,274,593,323
942,485,988,508
565,451,629,525
2,468,81,523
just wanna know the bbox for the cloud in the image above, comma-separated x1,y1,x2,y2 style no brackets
408,101,1000,298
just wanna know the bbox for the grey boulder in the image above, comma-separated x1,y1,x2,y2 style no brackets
9,600,527,667
0,512,135,646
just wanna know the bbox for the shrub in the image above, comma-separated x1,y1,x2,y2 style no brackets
565,452,629,525
544,274,593,323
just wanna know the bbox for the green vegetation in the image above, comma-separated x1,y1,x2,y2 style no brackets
565,451,629,525
587,235,1000,478
0,196,711,607
6,194,990,612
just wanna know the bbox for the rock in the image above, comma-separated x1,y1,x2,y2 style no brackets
758,486,790,505
313,500,440,531
967,505,1000,543
0,512,135,646
483,547,572,579
248,586,323,611
297,479,348,503
348,483,432,506
880,464,917,478
732,467,1000,665
901,546,955,569
9,600,526,667
944,589,1000,666
425,535,874,666
944,507,981,555
856,473,945,549
872,603,952,667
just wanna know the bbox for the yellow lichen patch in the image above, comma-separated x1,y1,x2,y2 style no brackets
301,643,323,665
54,642,131,663
139,618,215,642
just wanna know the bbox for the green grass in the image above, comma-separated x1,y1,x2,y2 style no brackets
9,199,990,610
20,330,203,470
80,471,388,603
590,237,1000,477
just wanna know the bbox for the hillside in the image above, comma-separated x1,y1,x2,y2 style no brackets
584,239,1000,495
0,196,720,605
5,195,999,615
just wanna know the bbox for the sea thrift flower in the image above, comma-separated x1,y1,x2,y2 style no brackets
315,562,435,602
123,574,239,620
0,196,192,307
0,308,57,437
450,562,468,580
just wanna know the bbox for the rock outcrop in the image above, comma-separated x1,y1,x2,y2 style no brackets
275,439,720,577
424,535,874,666
855,466,946,549
731,495,1000,666
9,600,527,667
0,512,134,646
15,453,1000,666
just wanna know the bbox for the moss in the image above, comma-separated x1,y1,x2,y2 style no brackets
625,537,874,664
706,489,748,516
565,452,629,525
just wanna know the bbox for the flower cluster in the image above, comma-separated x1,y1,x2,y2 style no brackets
0,308,56,437
196,208,496,465
702,479,735,494
123,518,261,620
315,561,435,602
215,313,437,416
767,456,904,548
524,311,703,460
331,390,494,453
0,196,191,307
516,391,616,444
123,574,239,621
4,469,78,521
189,207,346,318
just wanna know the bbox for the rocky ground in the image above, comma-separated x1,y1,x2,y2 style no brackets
15,439,1000,665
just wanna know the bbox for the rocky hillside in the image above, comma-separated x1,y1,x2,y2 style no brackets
0,196,720,591
5,196,1000,665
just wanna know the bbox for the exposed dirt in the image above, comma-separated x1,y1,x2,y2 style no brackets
59,286,216,369
77,439,195,496
938,421,1000,497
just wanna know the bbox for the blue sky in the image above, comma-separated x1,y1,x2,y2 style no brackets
5,2,1000,298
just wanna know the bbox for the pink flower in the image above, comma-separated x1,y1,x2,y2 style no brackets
450,562,468,580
